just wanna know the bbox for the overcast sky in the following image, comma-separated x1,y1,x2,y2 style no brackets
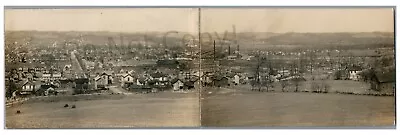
5,8,394,33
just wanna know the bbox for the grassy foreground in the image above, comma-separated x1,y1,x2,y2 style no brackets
201,91,395,127
6,92,200,128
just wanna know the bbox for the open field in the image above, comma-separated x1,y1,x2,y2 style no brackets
201,90,395,127
6,92,200,128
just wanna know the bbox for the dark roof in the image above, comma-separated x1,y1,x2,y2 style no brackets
137,77,146,83
122,74,133,78
184,81,195,87
18,80,33,87
75,78,89,84
40,84,58,90
347,65,362,71
101,72,112,76
213,76,228,81
336,70,349,75
150,72,167,78
171,78,183,84
189,76,200,82
375,70,395,83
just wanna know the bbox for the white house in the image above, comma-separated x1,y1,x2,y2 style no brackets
348,66,362,81
172,79,184,91
349,71,362,81
120,74,135,87
150,72,168,81
21,80,35,92
94,76,107,89
41,72,62,81
121,74,135,83
233,74,240,85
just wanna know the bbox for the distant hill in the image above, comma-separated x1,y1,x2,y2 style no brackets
5,31,394,50
260,32,394,46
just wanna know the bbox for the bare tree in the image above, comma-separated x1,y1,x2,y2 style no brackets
251,51,263,92
290,59,302,92
322,81,330,93
311,81,320,93
280,80,288,92
261,57,273,92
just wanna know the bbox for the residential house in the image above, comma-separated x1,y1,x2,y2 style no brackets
37,83,58,96
230,74,241,85
41,72,62,81
21,80,35,92
99,71,113,85
184,80,196,90
278,70,290,77
371,70,395,93
94,76,107,89
150,72,169,88
201,73,214,87
150,72,168,82
348,66,362,81
136,77,146,86
120,74,135,87
172,78,184,91
18,80,40,95
334,70,350,80
213,76,229,87
74,78,90,94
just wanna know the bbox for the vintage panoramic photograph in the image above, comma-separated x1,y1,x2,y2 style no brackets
4,7,395,128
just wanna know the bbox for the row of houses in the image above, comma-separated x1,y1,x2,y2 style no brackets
8,79,61,97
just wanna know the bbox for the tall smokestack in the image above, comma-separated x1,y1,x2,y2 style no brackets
233,25,239,53
228,45,231,55
214,40,216,60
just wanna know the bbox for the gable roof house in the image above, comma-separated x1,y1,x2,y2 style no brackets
97,71,114,85
36,83,58,96
74,78,89,90
371,69,395,93
171,78,184,91
200,73,214,86
94,76,107,89
183,81,196,90
334,70,350,80
18,80,41,95
213,76,229,87
150,72,169,81
348,66,363,81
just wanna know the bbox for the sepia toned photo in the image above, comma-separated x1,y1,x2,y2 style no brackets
3,7,395,128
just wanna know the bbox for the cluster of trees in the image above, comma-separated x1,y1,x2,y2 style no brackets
251,52,304,92
6,80,20,98
311,81,330,93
